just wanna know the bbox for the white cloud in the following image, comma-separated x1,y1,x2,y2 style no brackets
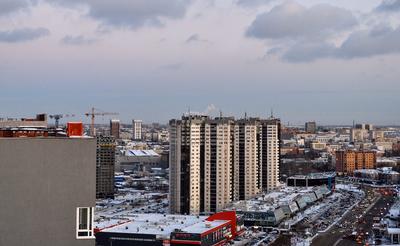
0,27,49,43
246,1,357,39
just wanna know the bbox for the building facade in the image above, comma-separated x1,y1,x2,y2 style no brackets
336,150,377,174
132,119,142,140
204,118,234,213
305,121,317,134
259,119,281,192
96,136,115,199
0,137,96,246
169,115,281,215
109,119,120,139
234,119,259,201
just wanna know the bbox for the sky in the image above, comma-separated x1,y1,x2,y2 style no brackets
0,0,399,125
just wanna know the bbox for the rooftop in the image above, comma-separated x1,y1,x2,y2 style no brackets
288,172,336,180
180,220,228,234
125,149,159,157
96,214,208,238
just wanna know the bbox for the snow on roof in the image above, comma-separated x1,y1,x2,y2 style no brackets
227,186,319,212
126,149,159,157
387,228,400,234
97,214,208,238
180,220,228,234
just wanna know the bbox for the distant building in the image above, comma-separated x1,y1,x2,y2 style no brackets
351,128,369,142
169,114,281,215
305,121,317,134
132,119,142,140
110,119,120,139
351,123,374,142
0,131,96,246
355,123,373,131
335,150,376,174
353,168,399,185
287,172,336,190
96,136,115,199
0,113,47,128
116,149,162,172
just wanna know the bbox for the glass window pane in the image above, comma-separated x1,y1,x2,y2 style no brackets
78,231,88,237
79,208,88,230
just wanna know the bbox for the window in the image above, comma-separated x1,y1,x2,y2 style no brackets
76,207,94,239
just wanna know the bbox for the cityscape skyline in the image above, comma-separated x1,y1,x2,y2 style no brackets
1,0,400,125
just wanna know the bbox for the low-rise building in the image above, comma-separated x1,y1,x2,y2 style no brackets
95,211,243,246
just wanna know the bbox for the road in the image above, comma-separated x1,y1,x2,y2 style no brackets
312,189,395,246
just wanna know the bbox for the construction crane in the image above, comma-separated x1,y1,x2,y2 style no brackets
49,114,75,128
85,107,118,136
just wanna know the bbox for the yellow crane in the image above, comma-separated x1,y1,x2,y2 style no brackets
84,107,118,136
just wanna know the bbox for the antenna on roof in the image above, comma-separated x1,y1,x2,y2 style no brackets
244,112,247,119
270,108,274,118
219,110,222,118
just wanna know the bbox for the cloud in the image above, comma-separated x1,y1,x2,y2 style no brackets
236,0,274,7
375,0,400,12
0,28,50,43
0,0,30,16
246,2,357,40
61,35,96,45
280,24,400,62
48,0,192,29
185,34,209,44
282,41,337,62
339,25,400,58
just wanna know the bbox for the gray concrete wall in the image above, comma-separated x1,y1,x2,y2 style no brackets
0,137,96,246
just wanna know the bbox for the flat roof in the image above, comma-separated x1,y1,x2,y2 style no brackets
98,214,208,237
179,220,228,234
126,149,159,157
288,172,336,179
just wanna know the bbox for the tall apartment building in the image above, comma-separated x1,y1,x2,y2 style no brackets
132,119,142,140
169,115,207,215
204,118,234,213
110,119,120,139
335,150,377,174
305,121,317,134
96,136,115,199
0,130,96,246
169,115,281,215
259,119,281,192
233,119,260,201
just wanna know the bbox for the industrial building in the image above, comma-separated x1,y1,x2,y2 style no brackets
96,136,116,199
116,149,162,172
94,211,243,246
0,126,96,246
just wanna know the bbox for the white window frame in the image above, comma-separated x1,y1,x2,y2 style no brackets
76,207,95,239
